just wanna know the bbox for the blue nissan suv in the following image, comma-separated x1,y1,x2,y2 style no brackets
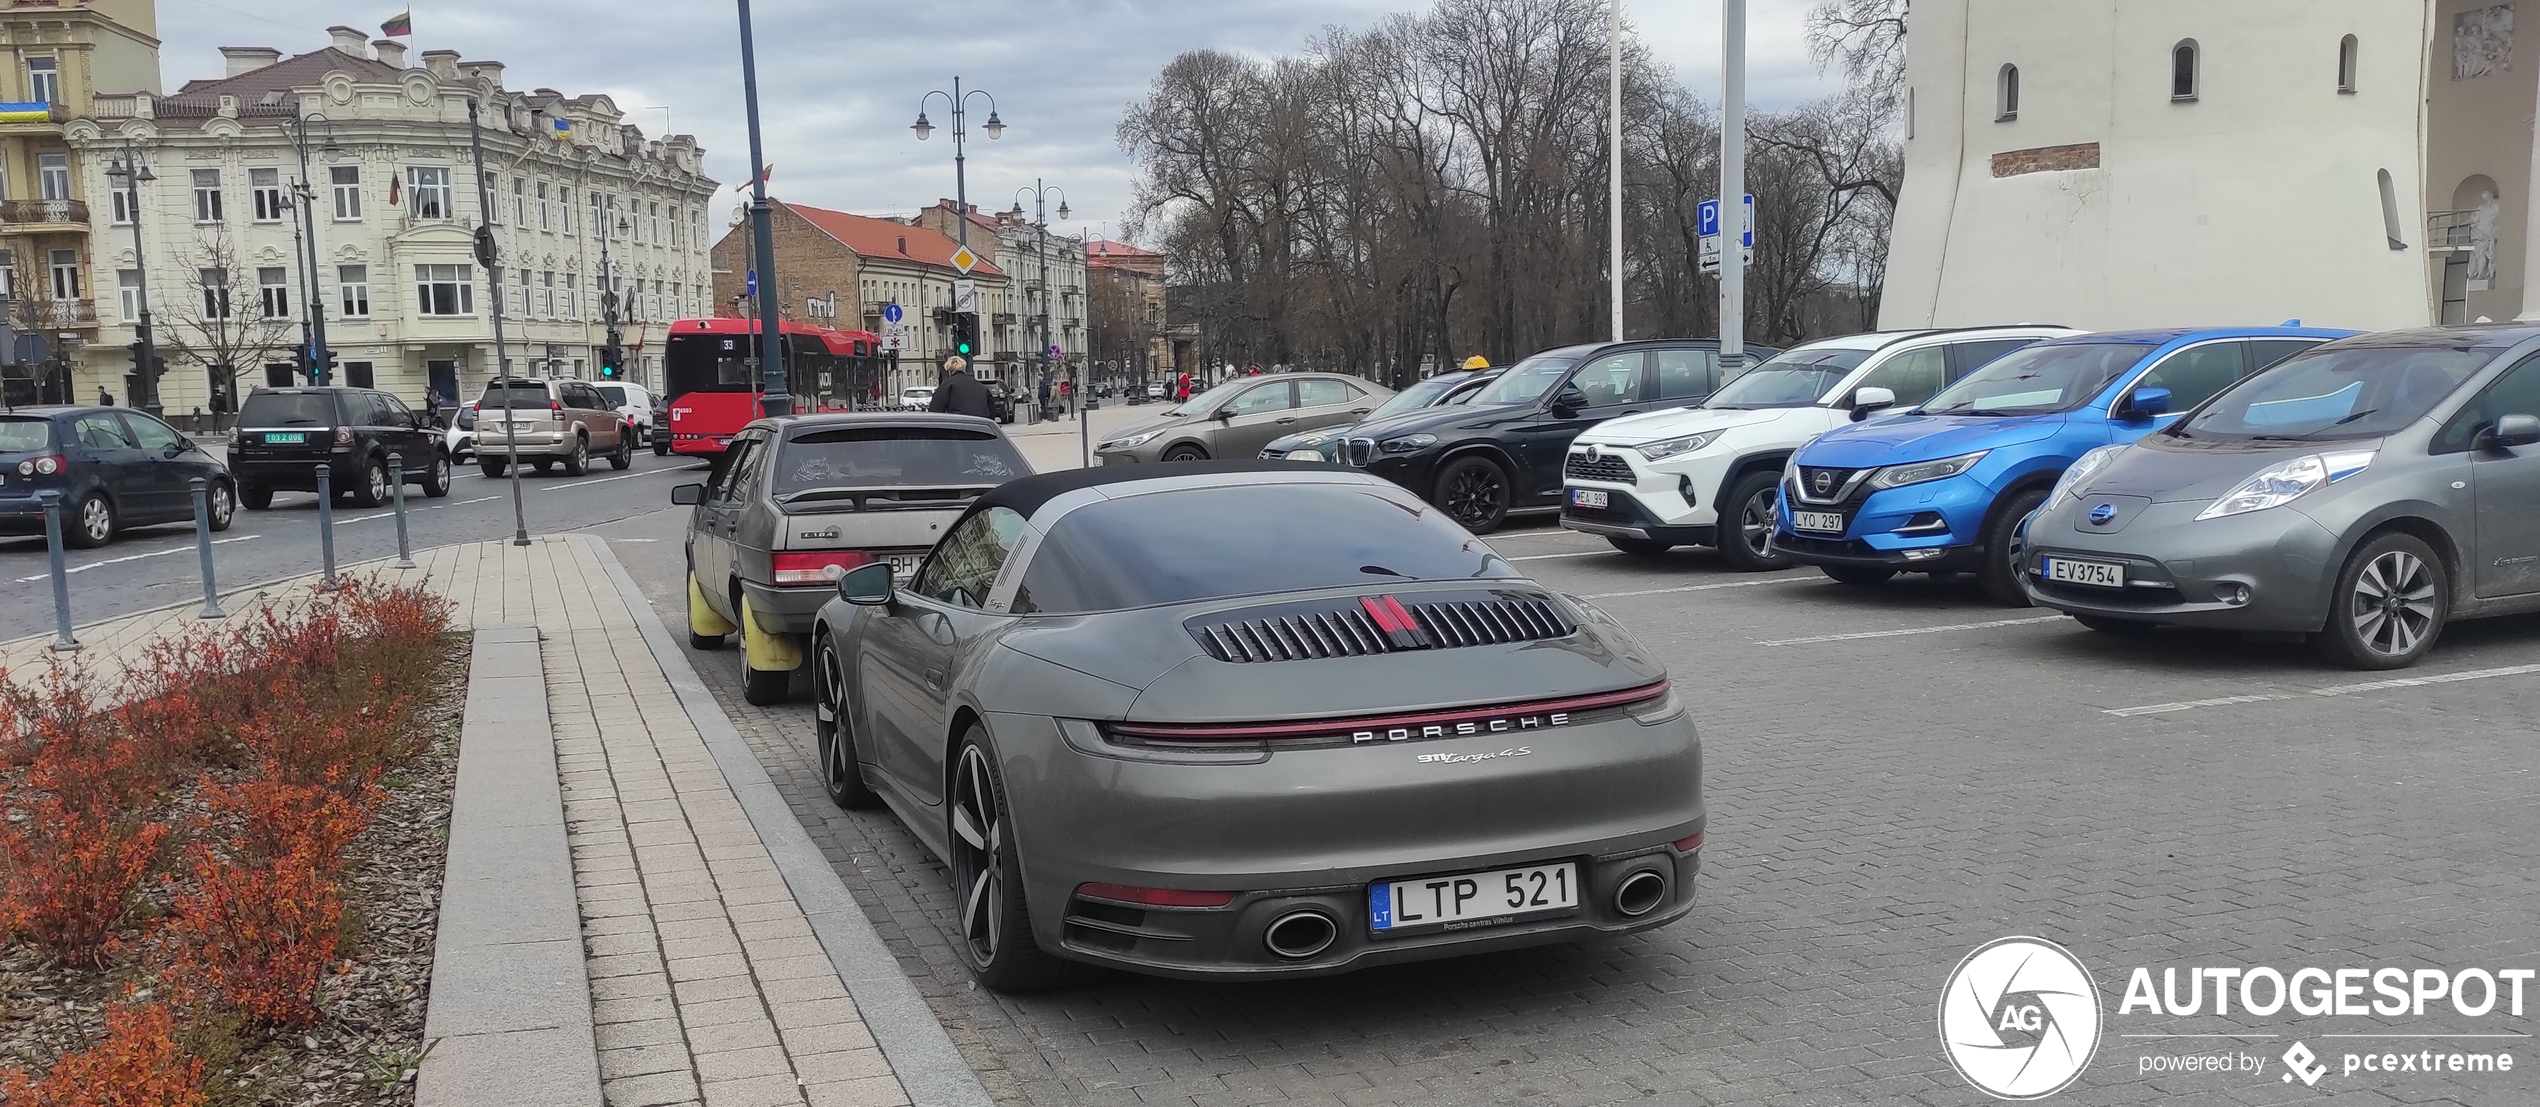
1773,326,2355,604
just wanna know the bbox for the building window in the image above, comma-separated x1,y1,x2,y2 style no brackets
537,181,551,229
198,267,229,318
2338,35,2359,92
589,192,602,235
1996,64,2019,121
332,166,361,219
479,172,499,223
36,153,69,201
542,270,555,315
110,183,135,225
25,57,57,105
44,249,77,299
650,201,661,244
0,254,15,298
560,188,573,234
191,169,223,222
415,263,473,316
258,267,290,318
408,167,451,220
669,205,681,248
339,265,370,317
517,267,532,316
116,269,141,322
564,272,578,316
2171,40,2199,100
670,281,682,318
513,176,526,225
252,167,286,221
343,361,374,389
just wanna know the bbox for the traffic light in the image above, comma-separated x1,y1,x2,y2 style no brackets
127,342,144,377
599,345,624,378
951,312,979,359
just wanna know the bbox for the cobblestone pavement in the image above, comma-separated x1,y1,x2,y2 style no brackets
596,509,2540,1107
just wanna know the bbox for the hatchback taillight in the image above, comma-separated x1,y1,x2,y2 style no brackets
17,455,64,476
770,550,875,585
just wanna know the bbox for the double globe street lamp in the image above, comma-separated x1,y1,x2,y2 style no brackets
101,144,158,415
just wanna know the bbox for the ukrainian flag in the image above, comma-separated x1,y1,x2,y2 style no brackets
0,102,50,124
551,117,572,141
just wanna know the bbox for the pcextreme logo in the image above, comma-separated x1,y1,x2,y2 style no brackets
1939,937,2104,1100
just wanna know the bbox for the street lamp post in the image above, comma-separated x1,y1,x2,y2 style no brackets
286,113,339,383
466,97,530,547
1008,180,1068,420
735,0,789,417
102,144,158,416
912,78,1004,254
599,212,628,377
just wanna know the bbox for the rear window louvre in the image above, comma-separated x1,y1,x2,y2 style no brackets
1189,590,1576,663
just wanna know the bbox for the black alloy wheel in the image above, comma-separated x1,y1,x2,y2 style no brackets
948,728,1087,991
1434,455,1511,534
1716,470,1795,572
813,638,879,809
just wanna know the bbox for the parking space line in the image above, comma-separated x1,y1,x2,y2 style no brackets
1760,614,2062,646
2104,661,2540,716
1585,576,1812,599
1508,550,1604,561
14,535,261,582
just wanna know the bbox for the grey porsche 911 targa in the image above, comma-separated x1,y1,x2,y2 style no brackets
809,461,1704,990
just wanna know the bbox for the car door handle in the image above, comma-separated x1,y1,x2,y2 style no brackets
1621,409,1641,416
923,670,947,694
1349,408,1370,415
1274,417,1297,425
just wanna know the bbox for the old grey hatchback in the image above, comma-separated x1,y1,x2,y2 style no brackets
673,413,1029,704
2020,324,2540,669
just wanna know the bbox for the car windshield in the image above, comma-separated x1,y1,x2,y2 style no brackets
2177,345,2494,442
476,384,553,409
0,417,53,452
1161,377,1258,418
1014,484,1521,614
238,392,340,426
773,426,1027,498
1705,348,1875,408
1469,354,1585,406
1921,342,2155,416
596,385,628,406
1364,376,1463,421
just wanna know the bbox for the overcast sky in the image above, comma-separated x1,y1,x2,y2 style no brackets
157,0,1840,246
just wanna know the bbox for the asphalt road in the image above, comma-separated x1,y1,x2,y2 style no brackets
594,495,2540,1107
0,446,713,642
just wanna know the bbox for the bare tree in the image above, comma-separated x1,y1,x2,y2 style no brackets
1805,0,1908,115
161,227,297,391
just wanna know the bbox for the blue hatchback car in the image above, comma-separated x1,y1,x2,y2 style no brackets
1773,326,2356,603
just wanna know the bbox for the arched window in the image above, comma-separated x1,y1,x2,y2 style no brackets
2172,40,2200,100
1997,63,2020,120
2338,35,2359,92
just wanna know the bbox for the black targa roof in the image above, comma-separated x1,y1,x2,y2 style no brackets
952,459,1362,530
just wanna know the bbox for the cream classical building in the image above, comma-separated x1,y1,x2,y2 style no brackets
63,26,717,416
1882,0,2540,333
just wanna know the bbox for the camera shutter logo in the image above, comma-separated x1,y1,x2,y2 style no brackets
1939,937,2103,1099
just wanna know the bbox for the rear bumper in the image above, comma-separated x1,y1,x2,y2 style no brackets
227,455,358,490
989,708,1703,979
473,430,574,459
739,581,831,636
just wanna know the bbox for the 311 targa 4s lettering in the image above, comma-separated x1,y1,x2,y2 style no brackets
808,462,1705,990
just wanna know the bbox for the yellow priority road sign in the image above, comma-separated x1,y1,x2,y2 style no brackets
949,245,979,274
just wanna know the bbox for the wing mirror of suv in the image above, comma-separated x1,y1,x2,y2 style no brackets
837,561,896,606
1849,386,1897,422
670,483,705,506
1549,384,1589,417
2479,412,2540,450
2123,386,2172,420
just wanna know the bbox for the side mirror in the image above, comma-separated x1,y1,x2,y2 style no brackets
837,561,895,606
1849,386,1896,422
1213,408,1234,423
2125,386,2172,419
2479,412,2540,450
1550,384,1589,417
670,483,705,505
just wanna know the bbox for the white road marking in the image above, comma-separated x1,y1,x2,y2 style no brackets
16,535,262,581
2103,662,2540,716
1761,614,2062,646
614,538,661,543
1584,576,1812,599
549,469,680,490
1508,550,1605,561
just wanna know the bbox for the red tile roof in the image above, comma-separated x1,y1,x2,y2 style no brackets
788,202,1004,277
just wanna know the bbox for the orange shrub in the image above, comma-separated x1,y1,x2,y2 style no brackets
0,799,169,966
0,1001,206,1107
198,765,378,871
159,840,342,1030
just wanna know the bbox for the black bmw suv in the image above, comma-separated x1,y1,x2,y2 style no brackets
229,386,451,509
1341,339,1770,533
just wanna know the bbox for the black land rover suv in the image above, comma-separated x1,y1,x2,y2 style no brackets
228,387,452,509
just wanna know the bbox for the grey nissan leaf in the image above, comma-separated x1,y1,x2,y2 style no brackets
2019,324,2540,669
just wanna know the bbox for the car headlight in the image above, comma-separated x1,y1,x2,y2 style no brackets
1288,431,1333,448
1635,431,1721,461
1866,450,1988,491
2195,450,2375,521
1378,433,1437,453
1100,430,1161,450
2051,444,2126,506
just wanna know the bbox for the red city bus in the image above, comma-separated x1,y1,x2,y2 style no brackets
663,317,883,457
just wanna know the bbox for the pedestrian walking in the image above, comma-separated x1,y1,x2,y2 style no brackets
1175,373,1192,403
1037,374,1054,421
925,355,995,418
96,387,116,407
1058,377,1073,416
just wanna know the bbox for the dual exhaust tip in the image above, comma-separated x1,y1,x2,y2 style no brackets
1260,869,1672,960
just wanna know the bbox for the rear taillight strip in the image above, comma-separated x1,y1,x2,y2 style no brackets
1106,679,1671,743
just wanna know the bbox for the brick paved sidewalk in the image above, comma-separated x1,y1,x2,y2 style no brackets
2,539,964,1107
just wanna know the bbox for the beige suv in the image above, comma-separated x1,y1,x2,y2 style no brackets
472,377,631,476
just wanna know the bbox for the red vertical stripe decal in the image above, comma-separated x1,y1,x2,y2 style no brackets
1361,596,1405,634
1381,596,1420,636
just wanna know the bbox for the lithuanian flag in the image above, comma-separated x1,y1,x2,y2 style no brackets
380,10,412,37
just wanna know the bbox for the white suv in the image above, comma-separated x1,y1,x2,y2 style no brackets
1559,326,2077,568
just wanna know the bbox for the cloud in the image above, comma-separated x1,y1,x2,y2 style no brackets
155,0,1839,247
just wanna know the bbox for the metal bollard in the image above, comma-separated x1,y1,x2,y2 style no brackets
37,489,77,652
388,452,415,568
190,477,226,619
314,463,338,589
